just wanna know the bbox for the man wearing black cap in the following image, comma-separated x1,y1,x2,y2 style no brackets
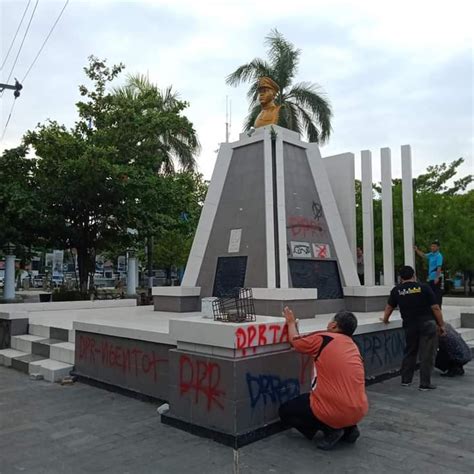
414,240,444,307
381,266,446,391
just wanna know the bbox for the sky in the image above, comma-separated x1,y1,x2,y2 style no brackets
1,0,473,183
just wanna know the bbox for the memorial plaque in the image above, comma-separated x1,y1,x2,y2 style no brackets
288,259,343,299
213,256,248,297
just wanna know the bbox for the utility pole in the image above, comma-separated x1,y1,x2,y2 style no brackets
0,79,22,98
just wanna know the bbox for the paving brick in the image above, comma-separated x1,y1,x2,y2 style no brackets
0,363,473,473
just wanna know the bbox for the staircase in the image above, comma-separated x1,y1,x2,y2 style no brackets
1,305,473,383
0,323,75,382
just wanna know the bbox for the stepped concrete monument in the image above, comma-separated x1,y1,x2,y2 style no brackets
74,78,420,447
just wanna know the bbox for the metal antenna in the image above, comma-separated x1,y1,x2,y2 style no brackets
225,96,229,143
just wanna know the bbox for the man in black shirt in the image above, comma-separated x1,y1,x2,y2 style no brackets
381,266,446,391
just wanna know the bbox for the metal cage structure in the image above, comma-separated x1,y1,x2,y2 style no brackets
212,288,256,323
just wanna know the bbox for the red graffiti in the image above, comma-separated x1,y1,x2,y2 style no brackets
287,216,323,238
179,355,225,411
235,323,289,356
78,334,167,382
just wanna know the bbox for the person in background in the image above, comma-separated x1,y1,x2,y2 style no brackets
279,308,368,451
357,247,364,285
436,323,472,377
414,240,443,307
381,265,446,391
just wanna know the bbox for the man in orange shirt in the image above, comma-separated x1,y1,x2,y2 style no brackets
279,308,369,450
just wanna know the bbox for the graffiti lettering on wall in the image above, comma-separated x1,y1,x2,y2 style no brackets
312,201,323,220
179,355,226,411
235,323,289,356
287,216,323,238
354,330,405,368
246,373,300,408
77,334,167,382
313,243,330,259
291,241,312,258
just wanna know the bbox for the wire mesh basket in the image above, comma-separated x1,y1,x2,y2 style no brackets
212,288,256,323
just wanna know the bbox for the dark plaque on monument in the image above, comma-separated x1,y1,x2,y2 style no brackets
288,259,343,299
212,256,248,297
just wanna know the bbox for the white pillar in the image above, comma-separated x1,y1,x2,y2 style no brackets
361,150,375,286
127,253,137,295
381,147,395,286
401,145,415,268
4,254,16,300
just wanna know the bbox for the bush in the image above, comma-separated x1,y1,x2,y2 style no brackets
52,288,89,302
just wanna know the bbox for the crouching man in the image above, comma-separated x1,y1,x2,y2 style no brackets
279,308,369,451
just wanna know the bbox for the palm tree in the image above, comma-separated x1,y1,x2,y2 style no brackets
226,29,332,144
114,74,200,173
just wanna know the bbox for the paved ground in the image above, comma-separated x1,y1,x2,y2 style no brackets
1,365,473,474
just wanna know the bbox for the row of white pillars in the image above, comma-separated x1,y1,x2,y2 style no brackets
361,145,414,286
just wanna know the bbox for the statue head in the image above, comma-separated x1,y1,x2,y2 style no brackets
257,77,279,107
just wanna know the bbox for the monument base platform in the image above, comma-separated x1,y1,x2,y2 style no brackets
161,413,283,449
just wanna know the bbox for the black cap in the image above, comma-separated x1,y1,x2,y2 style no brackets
431,240,440,246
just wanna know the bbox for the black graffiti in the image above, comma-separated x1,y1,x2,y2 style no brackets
355,330,405,368
246,373,300,408
312,200,323,221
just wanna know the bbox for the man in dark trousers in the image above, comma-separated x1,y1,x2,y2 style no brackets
279,308,368,450
382,266,446,391
414,240,443,307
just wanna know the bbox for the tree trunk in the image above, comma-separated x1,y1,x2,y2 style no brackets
77,246,91,293
147,236,153,289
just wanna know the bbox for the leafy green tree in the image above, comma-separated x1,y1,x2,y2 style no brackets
113,74,200,173
0,146,37,251
152,172,208,281
226,29,332,143
356,158,473,284
24,56,200,291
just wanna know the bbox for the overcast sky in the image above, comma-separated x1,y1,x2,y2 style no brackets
1,0,472,182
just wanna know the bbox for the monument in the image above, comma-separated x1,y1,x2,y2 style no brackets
146,77,416,446
72,74,419,447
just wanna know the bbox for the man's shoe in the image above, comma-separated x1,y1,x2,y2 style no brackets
316,429,344,451
419,384,436,391
401,382,412,387
341,426,360,444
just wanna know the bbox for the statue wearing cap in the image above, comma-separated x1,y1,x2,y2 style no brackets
254,77,281,129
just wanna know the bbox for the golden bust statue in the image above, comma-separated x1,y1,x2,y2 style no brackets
254,76,281,128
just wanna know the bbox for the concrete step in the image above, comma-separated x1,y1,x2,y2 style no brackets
31,338,65,358
11,353,47,374
0,348,28,367
28,324,71,342
28,323,50,339
28,358,73,382
11,334,46,353
49,342,75,365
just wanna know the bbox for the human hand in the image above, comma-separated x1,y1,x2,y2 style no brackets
434,278,439,285
379,317,390,324
437,324,447,337
413,245,418,251
283,306,296,325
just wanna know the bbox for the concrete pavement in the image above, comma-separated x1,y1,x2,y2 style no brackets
0,364,473,473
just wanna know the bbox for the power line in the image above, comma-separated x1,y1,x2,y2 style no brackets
1,0,39,92
1,97,18,142
22,0,70,83
0,0,32,71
